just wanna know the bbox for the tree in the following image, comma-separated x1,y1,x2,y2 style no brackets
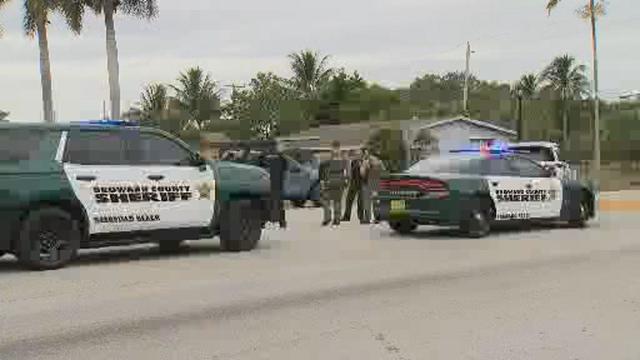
547,0,606,184
288,50,333,100
413,128,437,151
170,67,221,131
19,0,84,123
289,50,333,123
541,54,589,143
366,128,407,173
86,0,158,120
314,68,366,125
511,73,540,140
321,68,365,104
0,0,10,37
247,72,299,139
0,110,9,121
138,83,170,128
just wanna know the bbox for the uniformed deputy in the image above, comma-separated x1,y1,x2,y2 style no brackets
319,141,349,226
342,149,364,222
359,148,385,224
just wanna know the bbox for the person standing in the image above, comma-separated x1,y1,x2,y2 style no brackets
359,148,372,224
342,149,364,222
320,141,349,226
360,149,385,224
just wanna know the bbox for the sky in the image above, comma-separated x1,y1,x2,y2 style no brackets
0,0,638,122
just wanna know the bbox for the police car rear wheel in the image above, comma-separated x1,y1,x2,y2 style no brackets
389,220,417,234
17,208,80,271
569,197,589,228
220,200,262,252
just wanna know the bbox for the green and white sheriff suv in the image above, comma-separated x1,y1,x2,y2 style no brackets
0,120,274,270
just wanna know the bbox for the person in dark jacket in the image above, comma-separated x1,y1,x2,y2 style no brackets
319,141,349,226
342,149,364,222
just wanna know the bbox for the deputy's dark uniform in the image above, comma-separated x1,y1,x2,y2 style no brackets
342,158,363,221
320,157,348,225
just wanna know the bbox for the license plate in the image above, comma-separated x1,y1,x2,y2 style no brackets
390,200,406,211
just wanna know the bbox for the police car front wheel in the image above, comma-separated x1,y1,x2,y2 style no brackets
219,200,262,252
461,209,491,238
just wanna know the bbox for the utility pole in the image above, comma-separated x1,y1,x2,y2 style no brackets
589,0,601,192
463,42,473,116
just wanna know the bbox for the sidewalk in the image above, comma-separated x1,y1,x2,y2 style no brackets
599,191,640,212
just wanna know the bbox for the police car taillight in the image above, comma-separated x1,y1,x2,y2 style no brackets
380,178,449,199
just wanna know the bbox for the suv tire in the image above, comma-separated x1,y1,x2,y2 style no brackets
17,207,81,270
158,240,184,253
219,200,262,252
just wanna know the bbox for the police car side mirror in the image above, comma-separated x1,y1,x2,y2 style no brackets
190,154,207,169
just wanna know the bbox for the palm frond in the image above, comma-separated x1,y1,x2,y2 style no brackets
0,0,9,37
546,0,561,15
56,0,86,34
541,54,589,100
23,0,47,36
120,0,158,19
288,49,333,99
576,1,606,19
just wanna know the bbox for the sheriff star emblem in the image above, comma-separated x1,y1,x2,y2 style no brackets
197,182,212,200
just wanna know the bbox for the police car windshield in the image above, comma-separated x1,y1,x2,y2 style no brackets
509,146,555,162
407,155,483,175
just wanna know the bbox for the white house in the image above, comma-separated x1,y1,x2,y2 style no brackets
412,117,517,154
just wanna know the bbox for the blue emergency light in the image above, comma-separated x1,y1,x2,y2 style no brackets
71,119,139,126
449,140,514,155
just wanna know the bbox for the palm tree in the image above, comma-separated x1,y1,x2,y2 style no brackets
541,55,589,143
511,73,540,141
170,67,220,131
546,0,605,184
85,0,158,120
288,50,333,100
288,50,333,124
21,0,83,123
0,0,10,37
139,83,167,124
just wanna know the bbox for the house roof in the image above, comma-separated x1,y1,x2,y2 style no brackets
277,119,435,148
422,117,517,136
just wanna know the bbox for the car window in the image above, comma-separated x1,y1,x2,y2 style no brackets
485,157,546,177
510,146,555,162
508,157,547,177
129,133,195,166
65,130,128,165
0,129,61,162
407,156,483,175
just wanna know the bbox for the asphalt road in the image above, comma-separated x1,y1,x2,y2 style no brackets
1,209,639,360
